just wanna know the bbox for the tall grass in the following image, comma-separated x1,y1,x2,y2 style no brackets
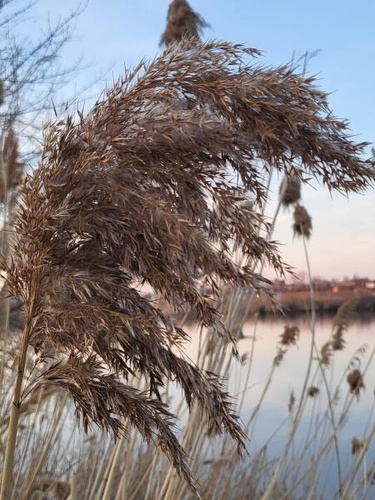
1,0,375,498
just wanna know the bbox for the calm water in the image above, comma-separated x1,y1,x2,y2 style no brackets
52,315,375,498
182,316,375,497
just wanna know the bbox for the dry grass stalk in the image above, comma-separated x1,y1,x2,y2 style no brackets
28,478,70,500
3,40,375,494
160,0,209,46
293,204,312,239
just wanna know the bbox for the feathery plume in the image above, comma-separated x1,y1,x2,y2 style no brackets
320,341,332,367
293,204,312,239
160,0,209,46
347,369,365,397
0,128,24,202
279,325,299,346
4,40,375,490
279,173,302,207
332,298,358,351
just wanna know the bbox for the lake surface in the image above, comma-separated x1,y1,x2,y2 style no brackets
45,315,375,498
182,316,375,497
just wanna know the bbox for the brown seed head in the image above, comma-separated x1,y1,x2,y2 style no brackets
279,324,299,346
160,0,209,46
273,349,285,367
307,386,319,398
347,369,365,396
320,341,332,367
279,174,301,207
0,128,24,201
5,39,375,492
293,204,312,239
351,437,366,455
0,80,4,107
331,298,358,351
331,325,346,351
288,390,295,413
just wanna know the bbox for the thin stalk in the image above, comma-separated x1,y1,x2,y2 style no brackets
94,441,117,500
102,438,124,500
0,139,10,380
314,347,343,494
0,309,34,500
70,471,79,500
128,449,156,500
261,234,316,500
21,394,68,500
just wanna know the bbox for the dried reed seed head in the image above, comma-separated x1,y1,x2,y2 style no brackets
307,386,319,398
347,369,365,396
0,128,24,200
334,297,357,326
288,390,295,412
331,326,346,351
351,437,366,455
320,341,332,367
240,352,249,365
331,298,358,351
279,174,302,207
160,0,208,46
5,40,375,490
0,80,4,107
279,324,299,346
273,349,285,367
293,204,312,239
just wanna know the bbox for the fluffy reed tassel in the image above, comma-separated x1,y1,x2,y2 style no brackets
0,128,24,202
279,325,299,346
293,204,313,239
4,40,375,491
279,173,302,207
347,369,365,397
331,298,358,351
160,0,208,46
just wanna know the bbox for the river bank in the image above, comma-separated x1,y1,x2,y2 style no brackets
254,289,375,317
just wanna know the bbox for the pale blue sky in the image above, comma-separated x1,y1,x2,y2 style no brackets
22,0,375,280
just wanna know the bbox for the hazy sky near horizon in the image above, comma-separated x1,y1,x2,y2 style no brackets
22,0,375,280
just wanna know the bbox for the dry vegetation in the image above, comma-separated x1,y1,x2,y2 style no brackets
1,1,375,498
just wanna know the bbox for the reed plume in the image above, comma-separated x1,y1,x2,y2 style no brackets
3,39,375,493
0,129,24,203
279,173,302,207
347,369,365,397
279,325,299,346
320,341,332,367
293,204,313,239
160,0,208,46
351,437,366,455
332,297,358,351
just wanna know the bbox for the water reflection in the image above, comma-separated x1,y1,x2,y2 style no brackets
181,316,375,497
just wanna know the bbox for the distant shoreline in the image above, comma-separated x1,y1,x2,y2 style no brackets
254,289,375,318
